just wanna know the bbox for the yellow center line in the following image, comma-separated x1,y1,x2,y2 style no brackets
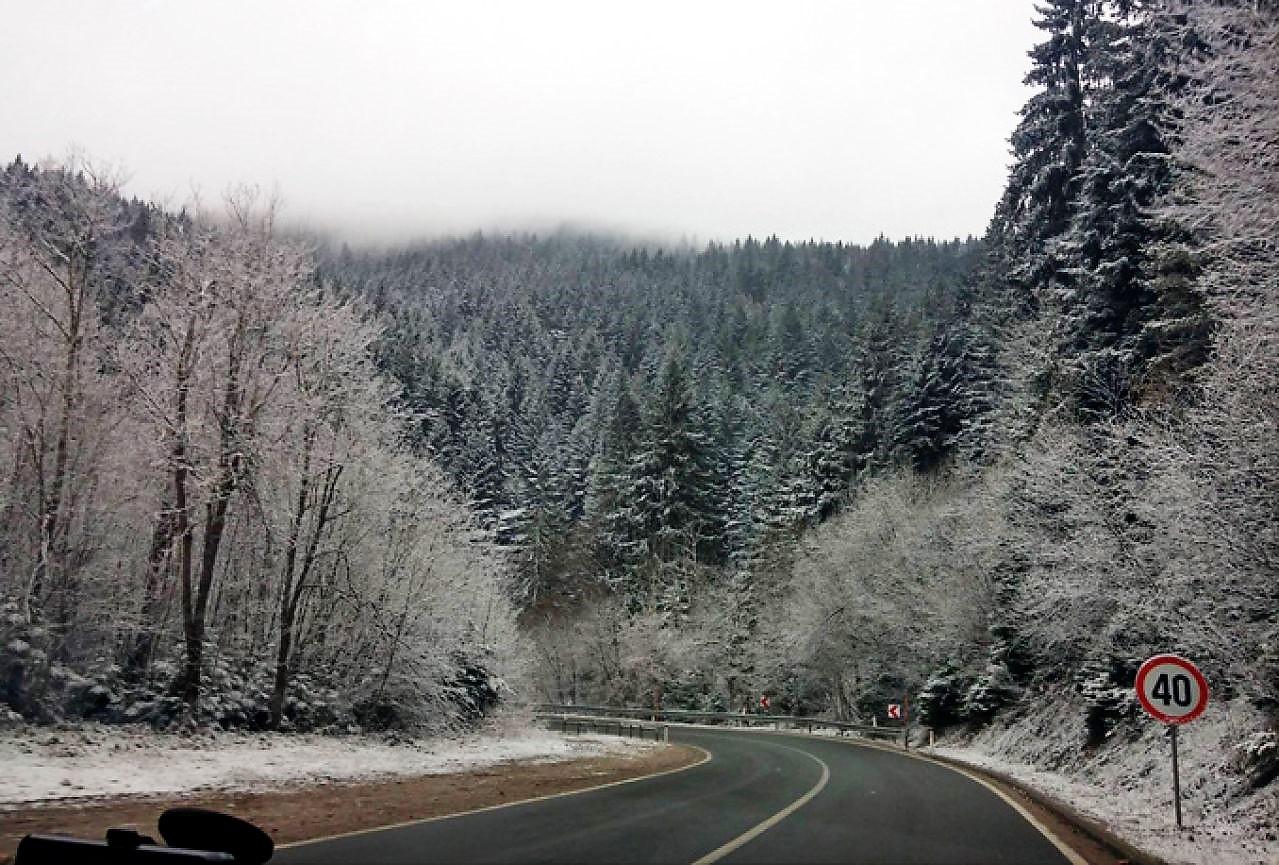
690,742,831,865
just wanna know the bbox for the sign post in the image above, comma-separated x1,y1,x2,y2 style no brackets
904,694,910,751
1170,725,1182,829
1135,654,1209,829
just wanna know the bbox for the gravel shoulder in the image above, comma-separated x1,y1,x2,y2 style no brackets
0,737,702,863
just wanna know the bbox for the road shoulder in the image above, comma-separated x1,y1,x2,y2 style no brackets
922,748,1166,865
0,741,704,863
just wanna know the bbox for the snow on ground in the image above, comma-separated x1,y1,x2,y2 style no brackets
927,696,1277,865
0,722,657,806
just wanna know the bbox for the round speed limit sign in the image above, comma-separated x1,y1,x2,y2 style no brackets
1135,654,1209,725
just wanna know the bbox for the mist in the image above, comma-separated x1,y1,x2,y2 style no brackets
1,0,1038,245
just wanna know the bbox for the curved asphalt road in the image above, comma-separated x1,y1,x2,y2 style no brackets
274,727,1077,865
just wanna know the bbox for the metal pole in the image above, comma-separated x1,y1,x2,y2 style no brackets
904,694,910,751
1171,725,1183,829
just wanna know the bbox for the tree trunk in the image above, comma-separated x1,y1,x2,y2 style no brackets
29,250,87,627
179,314,250,719
270,448,341,730
182,467,237,715
169,314,199,715
124,504,174,680
269,619,294,729
269,428,313,729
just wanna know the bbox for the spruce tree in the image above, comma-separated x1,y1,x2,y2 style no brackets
898,298,997,472
1064,2,1209,409
995,0,1097,295
499,417,576,611
617,352,721,593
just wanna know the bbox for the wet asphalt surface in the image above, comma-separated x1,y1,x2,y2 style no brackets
274,726,1072,865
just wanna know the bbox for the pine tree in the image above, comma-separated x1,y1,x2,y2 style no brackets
585,369,644,584
852,302,910,471
995,0,1097,295
720,566,760,710
453,398,507,526
774,391,863,527
898,298,997,472
616,352,721,595
723,422,781,571
1057,1,1208,412
499,417,576,611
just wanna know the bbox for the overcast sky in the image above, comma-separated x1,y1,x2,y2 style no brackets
1,1,1039,246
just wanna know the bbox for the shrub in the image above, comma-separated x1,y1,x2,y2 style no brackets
962,663,1021,722
916,666,971,729
1076,658,1139,745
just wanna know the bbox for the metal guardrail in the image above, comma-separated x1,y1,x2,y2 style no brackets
537,704,906,744
540,713,670,741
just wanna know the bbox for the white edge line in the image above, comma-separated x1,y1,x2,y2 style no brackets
911,752,1089,865
276,743,713,850
774,731,1089,865
689,742,831,865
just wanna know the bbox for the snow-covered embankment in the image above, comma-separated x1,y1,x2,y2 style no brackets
0,723,655,805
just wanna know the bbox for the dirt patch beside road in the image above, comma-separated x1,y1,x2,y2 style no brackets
0,742,704,863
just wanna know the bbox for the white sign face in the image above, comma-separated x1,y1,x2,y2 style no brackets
886,703,902,720
1136,654,1209,725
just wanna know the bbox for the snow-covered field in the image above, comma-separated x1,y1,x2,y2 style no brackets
0,723,656,806
928,696,1277,865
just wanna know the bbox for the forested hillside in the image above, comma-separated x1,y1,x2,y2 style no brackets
322,233,983,613
331,0,1277,781
0,2,1273,816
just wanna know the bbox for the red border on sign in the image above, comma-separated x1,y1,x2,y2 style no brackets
1135,654,1209,725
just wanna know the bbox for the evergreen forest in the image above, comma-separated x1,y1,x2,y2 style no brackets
0,0,1274,799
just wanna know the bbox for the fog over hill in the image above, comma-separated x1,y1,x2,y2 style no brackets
0,2,1276,862
0,1,1038,244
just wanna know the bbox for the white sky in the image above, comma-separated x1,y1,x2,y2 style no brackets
0,1,1039,245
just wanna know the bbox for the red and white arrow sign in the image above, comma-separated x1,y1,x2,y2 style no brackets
887,703,902,720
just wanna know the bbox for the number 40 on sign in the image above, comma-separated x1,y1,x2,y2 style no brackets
1135,653,1209,829
1137,654,1208,725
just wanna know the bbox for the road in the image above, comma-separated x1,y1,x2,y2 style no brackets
274,727,1080,865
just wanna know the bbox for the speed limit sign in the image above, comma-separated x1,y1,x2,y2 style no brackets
1135,653,1208,829
1136,654,1209,724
